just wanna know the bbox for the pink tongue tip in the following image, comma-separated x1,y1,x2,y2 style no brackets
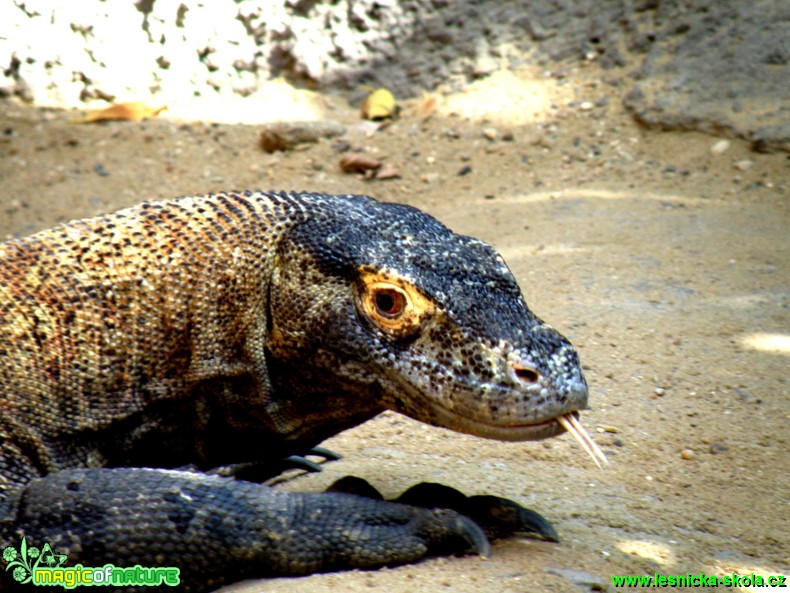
557,413,608,469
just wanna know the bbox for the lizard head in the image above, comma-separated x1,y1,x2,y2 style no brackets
268,193,589,443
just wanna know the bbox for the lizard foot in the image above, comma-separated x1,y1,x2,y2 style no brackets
5,468,489,586
328,477,559,543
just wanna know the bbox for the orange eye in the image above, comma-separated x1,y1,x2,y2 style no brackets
374,288,406,318
356,270,435,337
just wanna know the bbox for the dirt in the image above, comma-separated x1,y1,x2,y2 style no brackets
1,60,788,592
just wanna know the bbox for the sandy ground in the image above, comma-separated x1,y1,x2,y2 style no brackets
1,61,788,592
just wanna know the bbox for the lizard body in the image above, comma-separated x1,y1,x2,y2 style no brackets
0,191,589,590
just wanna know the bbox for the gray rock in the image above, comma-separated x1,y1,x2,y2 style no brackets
259,120,346,152
621,1,790,152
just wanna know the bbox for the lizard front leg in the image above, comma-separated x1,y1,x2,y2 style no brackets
1,468,489,591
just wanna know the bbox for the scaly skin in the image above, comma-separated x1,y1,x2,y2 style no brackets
0,191,588,590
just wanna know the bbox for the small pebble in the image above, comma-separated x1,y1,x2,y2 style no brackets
339,154,381,174
680,449,695,460
579,101,594,111
374,163,401,180
260,120,346,153
655,387,666,396
331,139,351,153
482,128,498,141
734,159,753,171
420,173,440,184
457,165,472,176
710,139,730,154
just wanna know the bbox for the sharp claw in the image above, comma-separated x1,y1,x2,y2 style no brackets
468,495,559,543
514,506,560,542
308,446,342,461
284,455,323,473
447,511,491,559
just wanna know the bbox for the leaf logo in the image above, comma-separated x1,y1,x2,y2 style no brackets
2,537,67,583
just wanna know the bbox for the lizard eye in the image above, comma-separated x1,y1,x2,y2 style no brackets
356,270,435,337
373,288,406,318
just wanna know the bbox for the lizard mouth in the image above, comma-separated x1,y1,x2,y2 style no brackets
384,371,606,466
422,404,560,441
433,409,608,469
493,412,608,469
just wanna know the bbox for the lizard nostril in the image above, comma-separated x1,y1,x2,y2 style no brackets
513,365,540,384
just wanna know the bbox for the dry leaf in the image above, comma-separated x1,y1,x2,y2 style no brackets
339,154,382,174
360,88,397,121
74,101,167,123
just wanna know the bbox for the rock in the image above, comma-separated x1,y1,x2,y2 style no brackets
622,1,790,153
259,121,346,153
472,39,497,78
751,123,790,153
709,443,729,454
483,128,498,141
734,159,754,171
419,172,440,184
710,140,731,154
457,165,473,176
374,163,400,180
339,154,382,175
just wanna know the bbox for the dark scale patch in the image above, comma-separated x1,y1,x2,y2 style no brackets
164,491,197,534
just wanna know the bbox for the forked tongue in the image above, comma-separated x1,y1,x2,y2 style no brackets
557,413,608,469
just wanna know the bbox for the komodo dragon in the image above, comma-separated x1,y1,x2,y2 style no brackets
0,190,601,590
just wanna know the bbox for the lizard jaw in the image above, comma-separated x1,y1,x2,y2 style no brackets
436,411,568,442
388,382,607,467
450,410,609,469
